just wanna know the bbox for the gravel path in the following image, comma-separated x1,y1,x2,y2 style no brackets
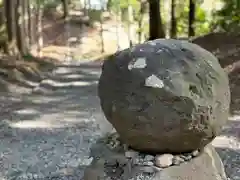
0,60,113,180
0,60,239,180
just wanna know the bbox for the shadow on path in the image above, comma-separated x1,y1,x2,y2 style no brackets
216,147,240,180
0,60,112,180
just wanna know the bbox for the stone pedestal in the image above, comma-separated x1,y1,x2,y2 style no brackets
84,134,228,180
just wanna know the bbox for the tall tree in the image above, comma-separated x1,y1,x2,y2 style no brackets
127,3,134,46
61,0,69,19
148,0,165,40
36,0,43,57
23,0,30,48
4,0,18,55
138,0,147,43
170,0,177,38
27,0,33,46
107,0,112,10
188,0,195,37
15,0,28,55
0,4,8,53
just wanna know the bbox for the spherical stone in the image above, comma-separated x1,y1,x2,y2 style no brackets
98,39,230,153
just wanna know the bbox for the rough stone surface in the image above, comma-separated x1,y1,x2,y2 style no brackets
83,136,228,180
98,39,230,153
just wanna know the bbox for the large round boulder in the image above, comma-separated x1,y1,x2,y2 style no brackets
98,39,230,153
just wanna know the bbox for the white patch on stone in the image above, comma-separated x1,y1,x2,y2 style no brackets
145,75,164,88
128,57,147,70
156,48,163,53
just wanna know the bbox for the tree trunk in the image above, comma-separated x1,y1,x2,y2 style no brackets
188,0,195,37
170,0,177,38
84,0,88,15
36,0,43,57
15,0,27,55
23,0,30,49
27,0,33,46
99,0,105,53
127,0,133,46
61,0,69,19
107,0,112,11
138,0,147,43
0,5,8,53
148,0,165,40
4,0,18,55
115,6,121,51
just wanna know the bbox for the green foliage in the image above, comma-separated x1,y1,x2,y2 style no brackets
195,5,210,35
176,3,188,36
108,0,211,38
108,0,141,18
108,0,139,9
31,0,63,8
211,0,240,32
176,1,210,36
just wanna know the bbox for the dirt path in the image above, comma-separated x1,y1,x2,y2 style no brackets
0,59,239,180
34,10,132,62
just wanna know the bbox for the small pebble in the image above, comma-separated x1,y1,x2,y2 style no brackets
133,157,143,165
192,150,199,157
155,154,174,168
138,166,155,173
125,150,138,159
172,156,185,165
180,154,192,161
143,161,154,166
107,140,120,149
144,155,154,161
